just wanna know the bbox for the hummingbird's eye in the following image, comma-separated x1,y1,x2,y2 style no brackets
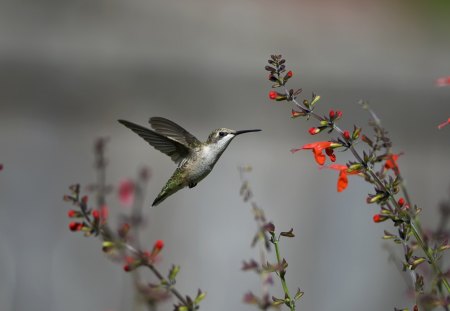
219,131,227,137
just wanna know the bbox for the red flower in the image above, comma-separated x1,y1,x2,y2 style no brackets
100,205,109,222
292,142,340,166
68,222,83,231
269,91,277,100
92,209,100,220
373,214,383,223
118,180,135,207
326,164,361,192
308,127,320,135
291,109,305,118
329,110,335,119
287,70,293,78
153,239,164,251
343,131,350,140
384,154,401,175
438,117,450,129
67,210,77,218
398,198,405,207
436,76,450,87
325,148,336,162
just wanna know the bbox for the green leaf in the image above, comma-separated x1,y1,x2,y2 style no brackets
168,265,180,282
294,288,304,301
194,289,206,304
280,228,295,238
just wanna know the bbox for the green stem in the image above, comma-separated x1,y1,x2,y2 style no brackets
272,233,295,311
409,219,450,294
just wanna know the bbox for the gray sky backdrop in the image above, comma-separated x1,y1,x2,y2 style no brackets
0,0,450,310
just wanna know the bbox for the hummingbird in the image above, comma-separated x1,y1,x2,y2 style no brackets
118,117,261,206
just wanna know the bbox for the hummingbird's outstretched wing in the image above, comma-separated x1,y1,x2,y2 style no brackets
118,120,190,164
149,117,202,148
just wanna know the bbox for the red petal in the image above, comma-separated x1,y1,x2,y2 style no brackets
327,164,347,171
313,149,326,165
337,170,348,192
301,141,332,151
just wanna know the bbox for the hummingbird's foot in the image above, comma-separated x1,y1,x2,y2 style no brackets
188,182,197,188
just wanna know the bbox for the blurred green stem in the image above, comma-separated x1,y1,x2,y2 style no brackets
271,233,295,311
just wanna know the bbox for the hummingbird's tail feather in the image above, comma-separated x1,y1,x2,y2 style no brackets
151,173,186,207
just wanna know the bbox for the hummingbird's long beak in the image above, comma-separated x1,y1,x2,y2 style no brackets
234,129,262,136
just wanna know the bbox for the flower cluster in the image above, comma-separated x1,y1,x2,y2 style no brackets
63,138,205,311
265,54,450,310
239,166,303,311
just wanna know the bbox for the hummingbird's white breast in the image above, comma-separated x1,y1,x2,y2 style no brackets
186,143,229,183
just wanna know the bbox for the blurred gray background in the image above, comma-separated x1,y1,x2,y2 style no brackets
1,0,450,310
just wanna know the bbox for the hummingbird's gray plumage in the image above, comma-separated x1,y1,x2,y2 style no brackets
118,117,261,206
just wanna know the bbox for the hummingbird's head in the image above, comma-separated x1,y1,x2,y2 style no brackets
207,128,261,149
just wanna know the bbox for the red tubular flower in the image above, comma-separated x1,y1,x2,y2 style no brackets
329,110,335,119
67,210,77,218
149,239,165,258
269,91,277,100
436,76,450,87
326,164,361,192
92,209,100,220
308,127,320,135
291,109,305,118
373,214,383,223
398,198,405,207
118,179,135,207
287,70,293,78
291,141,340,165
68,222,83,231
438,117,450,129
325,148,336,162
343,131,350,140
384,154,401,175
153,240,164,251
100,205,109,221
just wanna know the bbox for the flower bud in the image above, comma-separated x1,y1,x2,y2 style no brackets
343,131,350,140
308,127,321,135
329,109,335,119
373,214,386,223
269,91,277,100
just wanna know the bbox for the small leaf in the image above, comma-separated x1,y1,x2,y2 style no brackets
168,265,180,282
438,244,450,252
271,296,285,306
194,289,206,304
294,288,304,301
280,228,295,238
310,93,320,107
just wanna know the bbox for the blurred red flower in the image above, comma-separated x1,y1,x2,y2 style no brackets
118,179,135,207
438,117,450,129
436,76,450,87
